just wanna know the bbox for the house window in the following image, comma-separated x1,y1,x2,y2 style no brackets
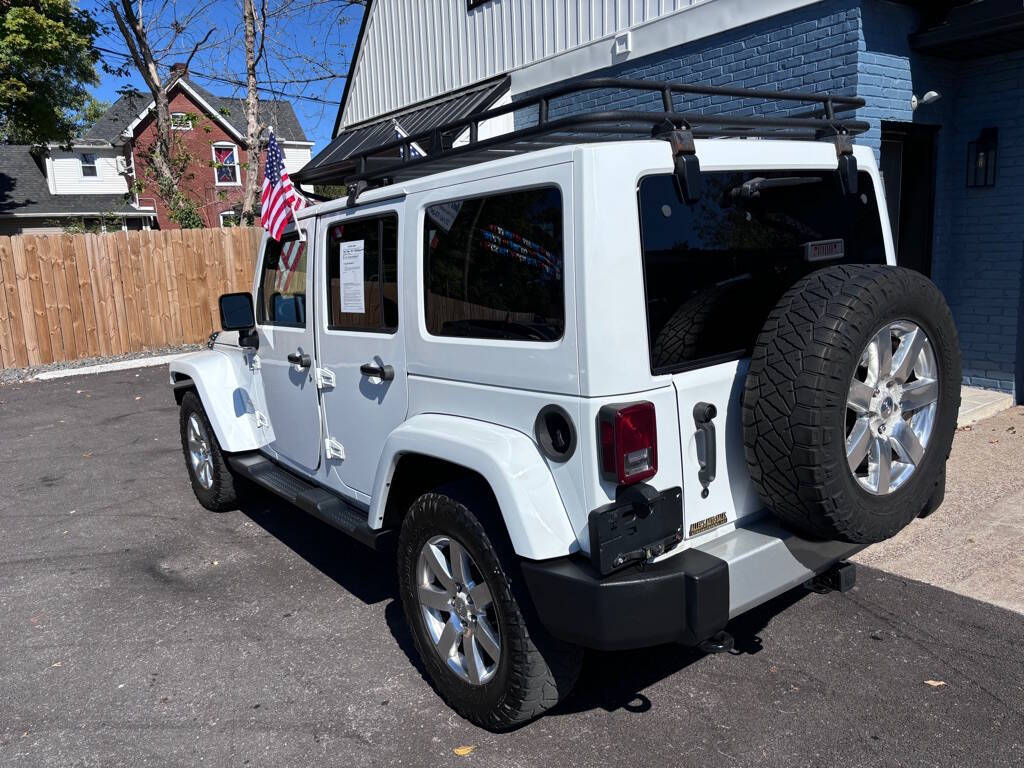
80,154,98,178
213,144,240,185
171,112,193,131
219,211,240,227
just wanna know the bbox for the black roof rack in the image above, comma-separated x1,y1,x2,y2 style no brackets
293,77,869,197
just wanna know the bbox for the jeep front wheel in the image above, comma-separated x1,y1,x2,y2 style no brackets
178,390,241,512
397,492,581,730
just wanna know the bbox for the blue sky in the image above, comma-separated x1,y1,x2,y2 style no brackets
80,0,365,149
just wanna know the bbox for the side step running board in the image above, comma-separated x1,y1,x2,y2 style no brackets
226,453,394,551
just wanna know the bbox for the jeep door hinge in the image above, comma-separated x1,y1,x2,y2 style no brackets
315,367,336,390
249,353,261,371
254,410,268,428
325,437,345,461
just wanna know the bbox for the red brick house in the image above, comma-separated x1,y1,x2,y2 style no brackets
91,68,313,229
0,67,312,235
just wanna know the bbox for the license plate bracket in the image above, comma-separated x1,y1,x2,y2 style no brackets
588,485,683,576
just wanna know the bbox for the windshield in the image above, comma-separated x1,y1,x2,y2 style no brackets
638,170,885,374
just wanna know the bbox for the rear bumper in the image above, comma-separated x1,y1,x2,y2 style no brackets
520,518,864,651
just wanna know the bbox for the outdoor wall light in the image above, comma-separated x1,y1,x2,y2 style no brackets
967,127,998,188
911,91,942,111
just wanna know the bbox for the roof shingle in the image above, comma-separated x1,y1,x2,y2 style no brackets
0,145,145,217
84,79,308,145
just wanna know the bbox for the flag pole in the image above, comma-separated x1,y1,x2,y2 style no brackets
269,125,306,241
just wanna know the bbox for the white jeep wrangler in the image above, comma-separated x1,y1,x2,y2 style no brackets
169,80,960,730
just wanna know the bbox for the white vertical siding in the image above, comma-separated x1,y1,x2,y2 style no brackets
49,149,130,195
341,0,699,128
281,145,313,176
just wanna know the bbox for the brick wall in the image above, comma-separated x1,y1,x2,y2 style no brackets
131,89,255,230
516,0,862,126
931,50,1024,393
859,2,1023,394
513,0,1024,396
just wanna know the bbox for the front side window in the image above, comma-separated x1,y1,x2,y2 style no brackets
327,214,398,332
80,153,97,178
257,235,307,327
639,171,885,374
423,187,564,341
213,144,240,185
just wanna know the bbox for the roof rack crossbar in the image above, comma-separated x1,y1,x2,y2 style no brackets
297,77,869,191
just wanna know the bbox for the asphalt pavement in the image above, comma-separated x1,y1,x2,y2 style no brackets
1,367,1022,768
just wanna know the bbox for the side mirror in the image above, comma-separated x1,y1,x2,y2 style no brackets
219,292,255,331
219,292,259,349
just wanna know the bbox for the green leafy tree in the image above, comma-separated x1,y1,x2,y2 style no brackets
72,93,109,134
0,0,101,145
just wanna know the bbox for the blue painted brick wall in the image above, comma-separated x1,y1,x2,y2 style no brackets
930,50,1024,393
515,0,861,126
513,0,1024,397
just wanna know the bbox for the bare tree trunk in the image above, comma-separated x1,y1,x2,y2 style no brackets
108,0,211,225
241,0,264,225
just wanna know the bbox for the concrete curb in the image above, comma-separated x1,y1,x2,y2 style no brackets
31,353,191,381
957,386,1014,428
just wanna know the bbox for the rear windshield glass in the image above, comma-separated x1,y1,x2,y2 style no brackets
424,187,564,342
639,171,885,374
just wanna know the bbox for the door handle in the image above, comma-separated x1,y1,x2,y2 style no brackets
360,362,395,381
287,351,312,368
693,402,718,498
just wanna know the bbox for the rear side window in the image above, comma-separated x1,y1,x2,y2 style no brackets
327,214,399,332
639,171,885,374
423,187,564,341
257,235,307,327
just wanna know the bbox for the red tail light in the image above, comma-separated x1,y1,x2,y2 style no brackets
598,401,658,485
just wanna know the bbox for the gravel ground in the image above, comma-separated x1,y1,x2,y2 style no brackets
1,367,1023,767
0,345,203,386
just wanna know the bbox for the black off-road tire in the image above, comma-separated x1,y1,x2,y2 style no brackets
742,265,961,543
397,492,582,730
178,390,240,512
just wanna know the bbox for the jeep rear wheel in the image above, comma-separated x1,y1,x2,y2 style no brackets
397,492,581,730
742,265,961,543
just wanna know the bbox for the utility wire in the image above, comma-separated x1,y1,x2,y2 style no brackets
93,45,345,105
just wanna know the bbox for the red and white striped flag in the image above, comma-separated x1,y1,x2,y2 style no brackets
261,131,306,241
274,239,306,293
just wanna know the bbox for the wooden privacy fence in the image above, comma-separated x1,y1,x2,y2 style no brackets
0,228,263,369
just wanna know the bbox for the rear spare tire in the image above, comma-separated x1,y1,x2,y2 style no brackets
742,265,961,543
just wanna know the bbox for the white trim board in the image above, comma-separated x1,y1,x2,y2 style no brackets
120,80,246,144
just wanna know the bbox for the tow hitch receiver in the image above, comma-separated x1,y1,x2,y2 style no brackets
807,561,857,594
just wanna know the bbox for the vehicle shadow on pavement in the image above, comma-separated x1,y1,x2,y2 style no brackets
553,587,810,717
234,490,813,722
237,493,397,605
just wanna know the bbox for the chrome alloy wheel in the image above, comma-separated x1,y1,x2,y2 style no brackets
846,321,939,495
416,535,501,685
186,414,214,490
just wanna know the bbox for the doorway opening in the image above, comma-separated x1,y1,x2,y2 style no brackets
879,121,939,276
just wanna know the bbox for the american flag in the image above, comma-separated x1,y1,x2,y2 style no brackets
261,132,306,241
393,119,426,160
274,239,305,293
